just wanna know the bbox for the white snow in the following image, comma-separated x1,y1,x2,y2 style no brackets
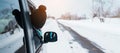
58,18,120,53
41,18,88,53
1,18,120,53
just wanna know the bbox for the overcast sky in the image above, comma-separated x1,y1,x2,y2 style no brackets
31,0,92,18
31,0,120,18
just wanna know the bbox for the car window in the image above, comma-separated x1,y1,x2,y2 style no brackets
0,0,24,53
0,0,20,34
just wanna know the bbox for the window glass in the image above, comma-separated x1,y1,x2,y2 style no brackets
0,0,24,53
0,0,20,33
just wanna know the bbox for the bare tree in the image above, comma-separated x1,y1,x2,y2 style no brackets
92,0,113,22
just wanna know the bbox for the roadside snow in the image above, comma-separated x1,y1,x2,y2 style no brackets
41,18,88,53
58,18,120,53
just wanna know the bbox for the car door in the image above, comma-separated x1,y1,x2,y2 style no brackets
17,0,44,53
0,0,39,53
0,0,57,53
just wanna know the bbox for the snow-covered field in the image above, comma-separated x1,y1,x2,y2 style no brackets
58,18,120,53
0,18,120,53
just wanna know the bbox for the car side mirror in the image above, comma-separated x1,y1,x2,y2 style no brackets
44,32,57,43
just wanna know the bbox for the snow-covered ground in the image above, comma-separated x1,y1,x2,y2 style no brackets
41,18,89,53
0,18,120,53
58,18,120,53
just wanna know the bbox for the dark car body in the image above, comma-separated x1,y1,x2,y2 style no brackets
0,0,57,53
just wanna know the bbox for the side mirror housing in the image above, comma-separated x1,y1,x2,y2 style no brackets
44,32,57,43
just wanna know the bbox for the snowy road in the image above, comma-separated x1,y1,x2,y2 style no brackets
58,18,120,53
1,18,119,53
41,18,104,53
57,22,104,53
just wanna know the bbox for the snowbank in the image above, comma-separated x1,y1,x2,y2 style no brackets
58,18,120,53
41,18,88,53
